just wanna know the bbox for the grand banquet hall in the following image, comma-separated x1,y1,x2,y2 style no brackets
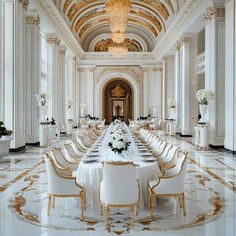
0,0,235,235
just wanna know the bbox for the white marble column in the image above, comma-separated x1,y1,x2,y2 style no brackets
25,15,40,144
66,56,77,120
84,66,95,116
1,0,28,149
153,66,162,119
204,7,225,146
58,45,66,124
225,0,236,152
75,66,80,120
78,67,85,116
162,58,167,121
147,67,154,114
46,34,60,123
174,42,181,133
142,68,148,116
180,36,191,136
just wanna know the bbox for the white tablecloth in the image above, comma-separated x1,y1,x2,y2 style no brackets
76,160,160,211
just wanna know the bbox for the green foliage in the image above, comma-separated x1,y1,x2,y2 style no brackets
0,121,13,137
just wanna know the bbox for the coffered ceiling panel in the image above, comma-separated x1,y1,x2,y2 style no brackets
53,0,184,52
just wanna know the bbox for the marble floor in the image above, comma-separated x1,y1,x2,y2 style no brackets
0,131,236,236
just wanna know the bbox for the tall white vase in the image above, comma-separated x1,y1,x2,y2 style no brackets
199,104,209,123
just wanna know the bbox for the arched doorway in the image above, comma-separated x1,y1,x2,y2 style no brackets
103,79,133,124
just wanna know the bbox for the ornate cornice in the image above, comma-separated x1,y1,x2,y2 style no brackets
18,0,29,10
179,35,191,44
203,7,225,22
46,34,60,46
26,15,40,26
59,46,67,55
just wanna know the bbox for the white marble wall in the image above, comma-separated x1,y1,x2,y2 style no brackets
225,0,236,152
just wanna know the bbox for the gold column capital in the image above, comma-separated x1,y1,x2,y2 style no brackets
26,15,40,26
203,7,225,22
18,0,29,10
59,45,67,55
46,34,60,46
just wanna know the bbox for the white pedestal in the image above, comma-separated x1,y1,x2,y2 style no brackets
39,124,50,147
166,120,176,136
194,124,209,150
66,122,73,136
0,137,12,158
194,127,200,146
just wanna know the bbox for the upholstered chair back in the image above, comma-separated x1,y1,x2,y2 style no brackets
154,141,166,155
101,162,139,205
159,144,172,159
157,153,187,194
44,154,79,195
50,149,78,171
163,145,178,164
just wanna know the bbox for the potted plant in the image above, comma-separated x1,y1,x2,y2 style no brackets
196,89,213,123
0,121,13,158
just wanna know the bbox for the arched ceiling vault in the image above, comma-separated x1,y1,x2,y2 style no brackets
53,0,184,52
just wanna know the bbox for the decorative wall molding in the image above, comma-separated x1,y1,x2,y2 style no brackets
203,7,225,22
79,52,157,66
26,15,40,26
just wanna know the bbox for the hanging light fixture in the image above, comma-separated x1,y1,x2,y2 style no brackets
108,45,128,59
105,0,131,44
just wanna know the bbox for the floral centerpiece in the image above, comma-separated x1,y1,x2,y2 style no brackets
35,92,48,106
108,121,130,154
167,99,176,108
196,89,213,105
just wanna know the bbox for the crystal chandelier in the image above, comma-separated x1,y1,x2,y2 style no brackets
105,0,131,44
108,45,128,59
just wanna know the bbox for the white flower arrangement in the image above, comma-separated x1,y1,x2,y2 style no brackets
35,92,48,106
108,122,130,154
196,89,213,105
167,99,176,108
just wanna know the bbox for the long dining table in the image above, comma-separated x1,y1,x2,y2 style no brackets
75,125,160,211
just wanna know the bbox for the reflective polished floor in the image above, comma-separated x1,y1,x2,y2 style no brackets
0,131,236,236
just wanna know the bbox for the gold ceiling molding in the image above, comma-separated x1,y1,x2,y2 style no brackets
54,0,183,51
94,38,142,52
79,18,158,39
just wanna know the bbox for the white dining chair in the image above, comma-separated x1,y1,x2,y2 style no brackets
50,148,79,171
44,153,86,218
148,153,188,216
64,143,83,161
100,161,140,231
